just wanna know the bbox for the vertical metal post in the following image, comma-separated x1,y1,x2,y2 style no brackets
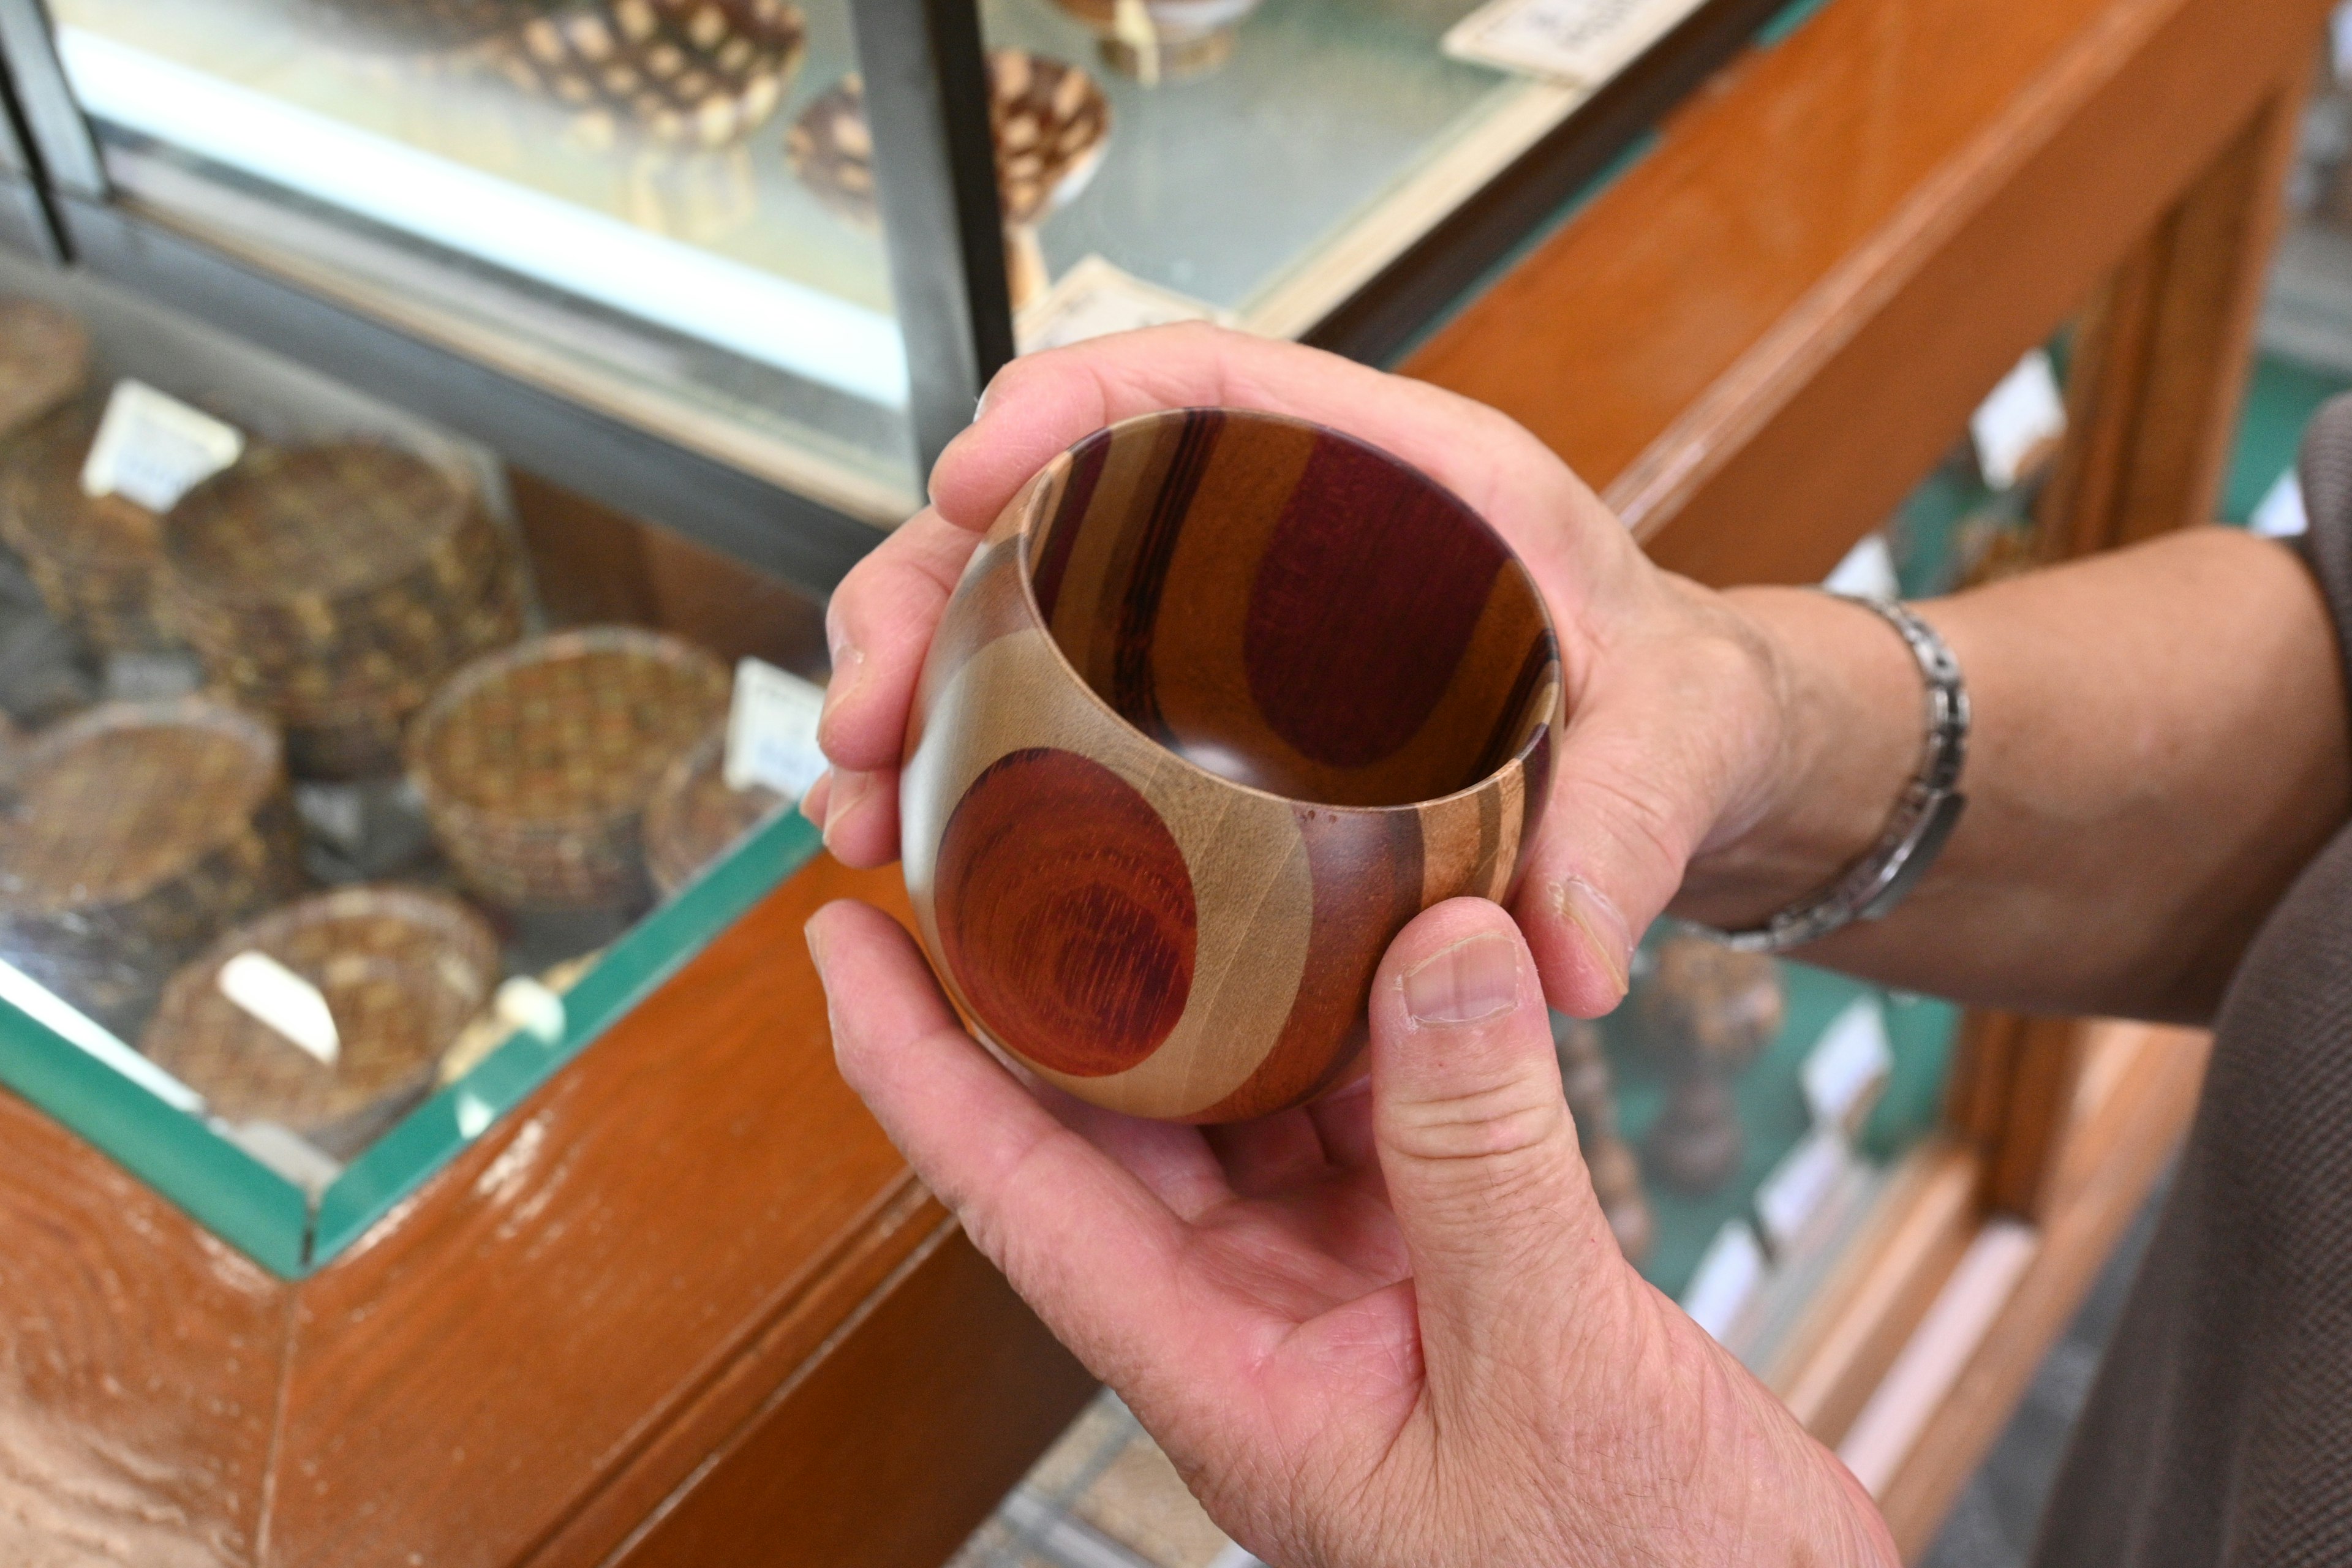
0,3,69,261
850,0,1014,482
0,0,104,200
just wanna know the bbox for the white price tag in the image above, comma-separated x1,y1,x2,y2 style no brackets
1681,1219,1767,1344
494,976,567,1044
2252,469,2309,539
1444,0,1706,86
1969,350,2067,491
219,951,340,1068
1016,255,1232,355
724,657,829,798
1802,996,1894,1136
1821,532,1900,599
79,379,245,512
1755,1126,1860,1256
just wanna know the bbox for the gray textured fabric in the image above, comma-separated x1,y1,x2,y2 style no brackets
2029,396,2352,1567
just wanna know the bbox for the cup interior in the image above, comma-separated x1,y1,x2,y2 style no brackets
1022,409,1557,809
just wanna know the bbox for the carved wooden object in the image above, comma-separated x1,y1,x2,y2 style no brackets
1640,933,1785,1195
901,408,1563,1123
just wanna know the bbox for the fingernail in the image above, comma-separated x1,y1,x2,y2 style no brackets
822,769,871,854
799,771,833,827
1556,878,1632,1002
1402,934,1522,1027
803,915,833,977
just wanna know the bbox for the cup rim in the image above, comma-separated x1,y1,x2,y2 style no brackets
1005,405,1561,820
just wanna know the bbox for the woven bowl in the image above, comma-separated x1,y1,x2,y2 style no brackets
407,627,731,909
0,698,304,1035
901,408,1563,1123
643,725,786,897
0,300,91,443
142,885,501,1158
488,0,808,149
162,443,522,777
0,406,175,656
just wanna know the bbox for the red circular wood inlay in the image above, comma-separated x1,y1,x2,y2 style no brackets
934,748,1196,1077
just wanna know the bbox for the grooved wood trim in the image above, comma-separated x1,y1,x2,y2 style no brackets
1874,1024,2212,1559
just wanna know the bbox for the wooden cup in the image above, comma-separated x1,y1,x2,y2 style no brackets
902,408,1564,1123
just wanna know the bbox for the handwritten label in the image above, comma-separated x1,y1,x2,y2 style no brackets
724,657,828,798
1970,349,2067,491
80,379,244,512
1017,255,1231,355
1802,996,1894,1136
1444,0,1706,86
219,951,339,1067
1681,1219,1767,1343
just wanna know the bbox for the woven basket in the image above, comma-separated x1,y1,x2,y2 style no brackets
0,406,175,656
486,0,807,149
160,443,524,778
0,699,304,1036
0,301,90,445
142,885,500,1158
643,725,785,896
790,51,1110,231
407,627,729,909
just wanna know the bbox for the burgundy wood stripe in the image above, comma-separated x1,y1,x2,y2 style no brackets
1109,410,1223,745
1029,437,1109,622
1243,434,1507,771
935,748,1197,1079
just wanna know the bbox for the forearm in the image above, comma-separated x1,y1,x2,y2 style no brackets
1670,527,2351,1021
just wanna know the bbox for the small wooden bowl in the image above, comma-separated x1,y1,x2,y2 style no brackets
141,886,501,1159
406,627,731,909
488,0,808,149
787,51,1110,309
0,698,304,1035
0,300,91,443
901,409,1562,1123
0,406,175,656
643,725,786,897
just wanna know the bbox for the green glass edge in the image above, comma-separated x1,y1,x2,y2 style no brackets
0,1002,311,1277
306,808,826,1270
1755,0,1836,48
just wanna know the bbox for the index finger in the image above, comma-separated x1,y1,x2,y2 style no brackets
930,323,1604,594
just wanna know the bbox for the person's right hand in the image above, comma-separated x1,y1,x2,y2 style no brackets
804,323,1810,1021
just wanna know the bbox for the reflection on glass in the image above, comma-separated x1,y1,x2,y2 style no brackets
50,0,918,511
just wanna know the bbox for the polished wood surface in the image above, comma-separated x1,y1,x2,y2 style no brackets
0,854,1090,1568
903,408,1561,1121
1407,0,2332,587
0,0,2316,1558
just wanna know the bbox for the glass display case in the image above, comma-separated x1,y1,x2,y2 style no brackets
0,0,1798,597
0,251,829,1277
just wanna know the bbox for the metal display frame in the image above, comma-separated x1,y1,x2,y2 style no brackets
0,0,1790,587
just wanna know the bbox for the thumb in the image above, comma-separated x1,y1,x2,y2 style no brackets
1370,899,1633,1397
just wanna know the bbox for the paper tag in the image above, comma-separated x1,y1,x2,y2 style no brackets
1444,0,1706,86
2252,469,2309,539
1821,532,1900,599
1681,1219,1767,1343
1016,255,1232,355
219,951,340,1067
1802,996,1894,1136
494,976,567,1045
1754,1125,1856,1256
724,657,829,798
2333,1,2352,82
80,380,245,512
1969,350,2067,491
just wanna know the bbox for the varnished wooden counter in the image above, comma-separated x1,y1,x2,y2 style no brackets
0,0,2326,1559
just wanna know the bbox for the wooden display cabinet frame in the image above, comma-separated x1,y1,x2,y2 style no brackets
0,0,2321,1561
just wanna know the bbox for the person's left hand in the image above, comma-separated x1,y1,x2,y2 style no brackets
807,891,1893,1567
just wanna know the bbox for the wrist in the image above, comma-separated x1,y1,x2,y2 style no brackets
1670,587,1923,931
